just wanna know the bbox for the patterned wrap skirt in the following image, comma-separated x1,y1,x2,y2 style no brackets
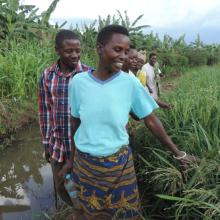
72,145,141,219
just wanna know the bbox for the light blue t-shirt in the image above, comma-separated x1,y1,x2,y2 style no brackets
69,70,158,157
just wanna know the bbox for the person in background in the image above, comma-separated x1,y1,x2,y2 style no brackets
154,60,164,96
127,45,138,76
136,52,147,87
125,48,173,110
68,25,196,220
142,53,160,99
38,29,91,207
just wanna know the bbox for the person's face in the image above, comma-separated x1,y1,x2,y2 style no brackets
149,55,157,66
128,49,138,70
122,56,129,72
97,33,130,74
55,39,81,71
136,57,145,69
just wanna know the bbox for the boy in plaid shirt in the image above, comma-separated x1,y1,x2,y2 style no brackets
38,29,91,206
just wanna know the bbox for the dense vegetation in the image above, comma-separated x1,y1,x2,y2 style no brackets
0,0,220,100
131,66,220,219
0,0,219,219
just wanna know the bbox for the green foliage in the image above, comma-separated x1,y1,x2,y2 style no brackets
158,52,189,73
75,20,97,50
132,66,220,219
0,0,62,47
0,40,54,99
0,2,220,219
0,98,37,149
185,49,208,66
0,0,40,43
116,10,150,33
136,31,220,74
41,0,61,26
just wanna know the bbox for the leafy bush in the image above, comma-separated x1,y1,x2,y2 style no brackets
207,54,219,66
185,49,208,66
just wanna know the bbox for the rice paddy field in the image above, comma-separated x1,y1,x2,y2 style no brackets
130,66,220,219
46,66,220,220
0,1,219,219
0,41,219,219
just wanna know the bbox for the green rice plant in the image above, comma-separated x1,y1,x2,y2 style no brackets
132,66,220,219
158,66,220,154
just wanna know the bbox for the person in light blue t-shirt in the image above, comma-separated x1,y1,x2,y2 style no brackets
66,25,196,220
69,68,158,157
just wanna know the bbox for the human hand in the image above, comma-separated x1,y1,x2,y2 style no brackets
173,151,199,169
58,159,73,178
148,87,153,93
158,101,174,109
163,103,174,109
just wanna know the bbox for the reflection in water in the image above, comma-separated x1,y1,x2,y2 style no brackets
0,125,54,220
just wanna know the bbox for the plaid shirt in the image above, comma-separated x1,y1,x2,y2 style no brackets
38,61,91,162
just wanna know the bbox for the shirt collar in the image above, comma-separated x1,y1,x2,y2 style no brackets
49,60,83,77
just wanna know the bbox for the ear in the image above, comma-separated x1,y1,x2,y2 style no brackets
96,43,103,55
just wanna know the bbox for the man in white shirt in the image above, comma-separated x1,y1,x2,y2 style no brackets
123,49,173,109
142,53,159,99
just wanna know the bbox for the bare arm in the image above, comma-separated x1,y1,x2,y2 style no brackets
155,99,174,109
146,84,153,93
66,116,81,163
143,113,198,167
58,116,81,177
143,113,182,157
71,116,81,149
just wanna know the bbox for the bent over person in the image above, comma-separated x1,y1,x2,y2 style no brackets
38,29,91,206
68,25,196,220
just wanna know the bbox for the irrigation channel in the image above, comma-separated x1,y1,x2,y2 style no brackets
0,125,56,220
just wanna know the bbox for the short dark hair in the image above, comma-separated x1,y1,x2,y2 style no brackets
149,52,157,59
97,25,129,45
55,29,79,47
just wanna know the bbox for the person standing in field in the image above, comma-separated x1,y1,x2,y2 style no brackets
67,25,196,220
142,53,161,99
38,29,91,206
154,60,164,96
136,52,147,86
125,48,173,110
127,45,139,76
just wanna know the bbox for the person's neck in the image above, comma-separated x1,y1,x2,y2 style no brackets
149,62,154,67
131,68,138,75
58,60,76,74
94,66,118,81
122,67,129,73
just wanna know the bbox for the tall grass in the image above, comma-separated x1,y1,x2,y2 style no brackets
0,39,97,144
0,40,55,99
132,66,220,219
160,66,220,155
0,40,55,141
0,40,97,100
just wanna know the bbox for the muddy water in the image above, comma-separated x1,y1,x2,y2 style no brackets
0,125,55,220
